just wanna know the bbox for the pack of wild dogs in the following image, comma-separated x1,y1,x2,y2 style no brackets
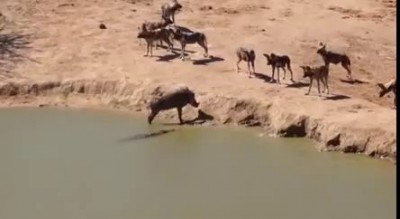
138,0,396,124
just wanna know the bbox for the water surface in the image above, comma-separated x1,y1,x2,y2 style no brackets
0,108,396,219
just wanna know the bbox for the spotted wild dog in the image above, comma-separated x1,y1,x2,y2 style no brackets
137,26,173,57
139,18,173,48
317,42,353,80
300,65,330,96
263,53,294,83
161,0,182,24
236,47,256,78
170,28,208,60
377,77,396,109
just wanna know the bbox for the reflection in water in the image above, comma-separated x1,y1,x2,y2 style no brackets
119,129,176,142
0,108,395,219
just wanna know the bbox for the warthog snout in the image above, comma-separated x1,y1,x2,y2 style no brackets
190,98,199,108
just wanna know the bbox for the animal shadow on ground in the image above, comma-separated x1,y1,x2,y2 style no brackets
340,78,369,85
118,128,176,142
161,109,215,126
0,31,35,74
192,55,225,65
286,81,309,88
324,94,351,101
253,72,272,82
156,52,181,62
156,45,195,54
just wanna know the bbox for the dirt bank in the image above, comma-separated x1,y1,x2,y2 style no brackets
0,79,396,163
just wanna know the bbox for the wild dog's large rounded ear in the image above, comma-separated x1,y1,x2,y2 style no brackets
142,23,146,31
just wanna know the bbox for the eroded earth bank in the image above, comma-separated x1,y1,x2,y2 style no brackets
0,79,396,163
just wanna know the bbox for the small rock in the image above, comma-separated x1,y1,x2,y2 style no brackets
261,29,266,32
99,23,107,29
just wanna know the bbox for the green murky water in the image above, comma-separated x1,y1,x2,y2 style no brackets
0,108,396,219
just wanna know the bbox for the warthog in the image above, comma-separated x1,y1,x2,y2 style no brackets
148,86,200,124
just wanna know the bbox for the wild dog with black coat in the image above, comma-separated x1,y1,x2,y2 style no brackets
170,28,208,60
137,26,173,57
139,18,173,48
263,53,294,83
317,43,353,80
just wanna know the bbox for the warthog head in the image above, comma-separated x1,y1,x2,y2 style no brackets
188,91,199,108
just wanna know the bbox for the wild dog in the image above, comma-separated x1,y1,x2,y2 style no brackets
300,65,330,96
137,26,173,57
166,25,193,35
140,18,173,48
377,77,396,109
170,28,208,60
164,25,194,48
317,42,353,80
236,47,256,78
161,0,182,24
263,53,294,83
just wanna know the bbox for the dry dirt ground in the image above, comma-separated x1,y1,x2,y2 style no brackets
0,0,396,101
0,0,396,159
